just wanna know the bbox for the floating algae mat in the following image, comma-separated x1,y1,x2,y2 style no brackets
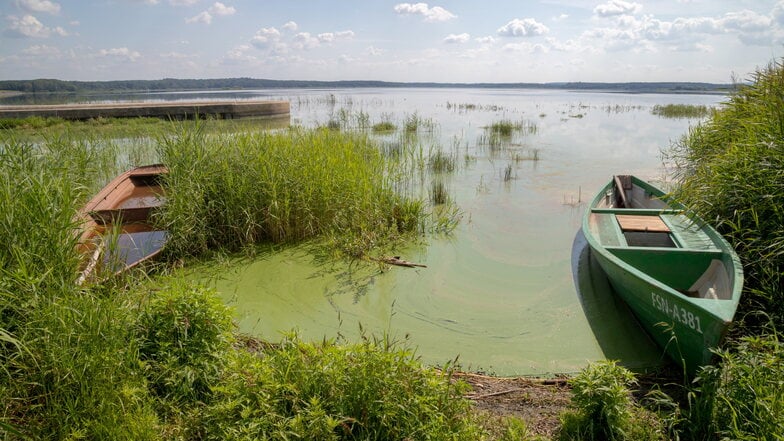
186,88,723,376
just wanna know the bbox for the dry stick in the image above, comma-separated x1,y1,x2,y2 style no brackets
467,388,524,400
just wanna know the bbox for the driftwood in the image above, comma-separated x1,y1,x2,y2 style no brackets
374,256,427,268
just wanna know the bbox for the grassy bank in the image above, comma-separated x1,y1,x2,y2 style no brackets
660,60,784,439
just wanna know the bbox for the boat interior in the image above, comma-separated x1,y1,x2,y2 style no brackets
588,175,733,300
78,168,167,282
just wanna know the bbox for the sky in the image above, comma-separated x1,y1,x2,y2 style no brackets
1,0,783,83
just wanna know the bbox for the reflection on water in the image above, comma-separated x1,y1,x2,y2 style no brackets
157,88,723,375
571,230,665,370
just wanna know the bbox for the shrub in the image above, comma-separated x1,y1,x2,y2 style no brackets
203,334,484,441
559,360,664,441
685,334,784,440
137,281,235,403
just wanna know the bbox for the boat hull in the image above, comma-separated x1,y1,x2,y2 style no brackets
582,176,742,374
590,247,729,372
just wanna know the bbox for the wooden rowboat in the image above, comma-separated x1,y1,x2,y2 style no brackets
582,175,743,373
77,164,168,283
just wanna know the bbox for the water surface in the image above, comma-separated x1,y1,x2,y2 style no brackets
179,88,722,375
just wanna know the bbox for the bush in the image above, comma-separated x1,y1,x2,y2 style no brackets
685,334,784,440
137,281,235,403
559,360,663,441
202,334,484,441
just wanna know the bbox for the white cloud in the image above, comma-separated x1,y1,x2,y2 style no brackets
443,33,470,44
282,21,298,32
169,0,199,5
186,11,211,24
773,1,784,25
366,46,384,56
317,30,354,43
209,2,236,16
719,9,771,33
4,14,68,38
475,35,496,44
186,2,236,24
593,0,642,18
497,18,549,37
250,27,281,48
97,47,141,61
17,0,61,15
20,44,60,56
393,3,456,22
159,51,193,59
293,32,320,49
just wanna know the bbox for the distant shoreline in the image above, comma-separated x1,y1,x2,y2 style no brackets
0,78,736,96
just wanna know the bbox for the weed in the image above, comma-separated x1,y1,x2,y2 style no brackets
559,360,664,441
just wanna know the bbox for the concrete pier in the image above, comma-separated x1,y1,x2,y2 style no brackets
0,100,290,120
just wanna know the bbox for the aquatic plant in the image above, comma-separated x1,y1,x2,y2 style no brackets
372,121,396,132
429,179,450,205
502,163,514,182
427,145,457,173
652,104,711,119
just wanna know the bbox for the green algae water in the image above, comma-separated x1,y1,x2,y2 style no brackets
187,88,723,376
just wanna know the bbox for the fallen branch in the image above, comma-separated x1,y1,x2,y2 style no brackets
374,256,427,268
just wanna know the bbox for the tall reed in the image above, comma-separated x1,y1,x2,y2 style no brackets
156,126,425,258
667,60,784,328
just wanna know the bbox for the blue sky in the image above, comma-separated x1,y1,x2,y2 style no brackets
1,0,782,82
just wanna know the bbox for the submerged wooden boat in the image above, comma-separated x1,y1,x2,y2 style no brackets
582,175,743,373
77,164,168,283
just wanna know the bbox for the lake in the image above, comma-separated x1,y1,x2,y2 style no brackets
39,87,724,376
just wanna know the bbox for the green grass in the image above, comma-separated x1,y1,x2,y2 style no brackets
0,115,288,141
679,334,784,440
202,332,484,440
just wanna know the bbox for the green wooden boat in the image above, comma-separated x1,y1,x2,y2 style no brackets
582,175,743,373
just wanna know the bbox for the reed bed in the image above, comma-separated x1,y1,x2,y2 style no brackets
652,104,711,119
156,126,430,258
668,60,784,328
